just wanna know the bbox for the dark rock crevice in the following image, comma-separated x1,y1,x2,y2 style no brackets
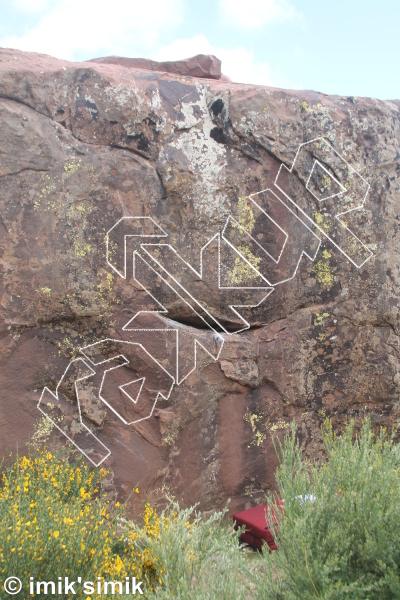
0,166,49,179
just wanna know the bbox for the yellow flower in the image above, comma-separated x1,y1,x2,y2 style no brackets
53,531,60,539
135,487,140,494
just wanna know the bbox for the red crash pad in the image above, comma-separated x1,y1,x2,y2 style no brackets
233,501,283,551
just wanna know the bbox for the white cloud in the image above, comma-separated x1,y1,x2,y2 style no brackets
218,0,296,30
11,0,55,13
0,0,184,61
154,35,272,86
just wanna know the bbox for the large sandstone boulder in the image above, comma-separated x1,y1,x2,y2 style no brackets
0,48,398,512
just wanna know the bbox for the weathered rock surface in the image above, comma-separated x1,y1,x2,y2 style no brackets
0,48,399,513
89,53,226,81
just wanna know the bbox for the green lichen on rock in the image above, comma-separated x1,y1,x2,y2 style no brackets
346,233,359,257
313,311,330,327
64,158,82,178
73,239,92,258
312,249,334,288
229,196,262,283
314,211,331,232
244,408,266,447
320,173,332,191
228,245,262,285
232,196,255,235
96,272,114,299
57,336,79,359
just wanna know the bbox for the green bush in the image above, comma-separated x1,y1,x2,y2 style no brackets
127,500,251,599
256,418,400,599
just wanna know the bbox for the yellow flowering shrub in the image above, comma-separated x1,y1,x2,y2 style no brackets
0,448,162,597
0,448,251,599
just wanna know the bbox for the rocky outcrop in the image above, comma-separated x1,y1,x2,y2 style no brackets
89,53,226,81
0,48,398,513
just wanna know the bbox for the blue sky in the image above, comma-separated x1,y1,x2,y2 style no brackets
0,0,398,99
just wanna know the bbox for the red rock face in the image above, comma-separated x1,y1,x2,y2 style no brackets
88,53,224,80
0,48,398,513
